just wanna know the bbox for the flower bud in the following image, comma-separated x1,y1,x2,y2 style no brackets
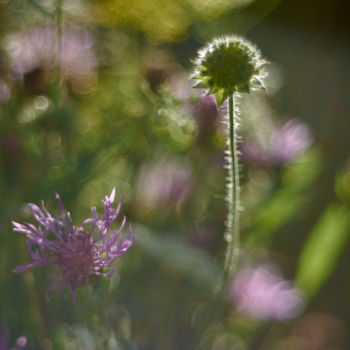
192,35,267,106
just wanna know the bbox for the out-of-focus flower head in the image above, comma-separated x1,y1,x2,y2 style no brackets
142,49,178,93
0,80,11,103
137,159,193,212
230,264,304,321
12,188,134,304
242,119,312,167
168,73,194,102
0,132,21,161
190,91,224,144
6,25,97,93
191,93,220,120
192,36,267,106
0,324,27,350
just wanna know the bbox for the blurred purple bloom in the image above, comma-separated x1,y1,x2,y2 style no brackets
191,94,221,143
242,119,311,166
6,25,96,89
0,324,27,350
137,159,193,211
192,94,219,119
13,188,134,303
269,120,311,164
230,265,304,320
170,73,193,101
0,80,11,103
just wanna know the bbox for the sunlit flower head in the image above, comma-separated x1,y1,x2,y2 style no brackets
230,264,304,321
192,35,267,106
12,188,134,303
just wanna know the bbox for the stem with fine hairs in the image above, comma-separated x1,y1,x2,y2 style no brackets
223,93,240,284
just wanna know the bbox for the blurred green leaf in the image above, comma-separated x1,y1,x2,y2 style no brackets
27,0,54,16
296,203,350,299
134,224,220,288
335,166,350,205
247,150,321,246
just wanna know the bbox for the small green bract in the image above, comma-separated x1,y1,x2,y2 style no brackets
192,36,267,106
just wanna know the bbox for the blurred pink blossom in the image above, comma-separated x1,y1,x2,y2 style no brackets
230,264,304,320
0,80,11,103
242,119,312,166
0,324,27,350
6,25,97,91
137,159,193,211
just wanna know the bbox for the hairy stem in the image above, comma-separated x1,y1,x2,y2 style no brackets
223,93,240,283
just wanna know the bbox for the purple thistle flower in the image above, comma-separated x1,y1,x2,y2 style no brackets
12,188,134,304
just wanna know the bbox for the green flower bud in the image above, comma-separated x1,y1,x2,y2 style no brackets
192,35,267,106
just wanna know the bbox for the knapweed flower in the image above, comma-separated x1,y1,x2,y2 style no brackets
0,324,27,350
12,188,134,303
192,36,267,106
230,265,304,321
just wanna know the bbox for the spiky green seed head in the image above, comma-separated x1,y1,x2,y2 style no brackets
192,36,267,107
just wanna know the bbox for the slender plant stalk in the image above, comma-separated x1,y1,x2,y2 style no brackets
192,36,266,287
223,93,240,283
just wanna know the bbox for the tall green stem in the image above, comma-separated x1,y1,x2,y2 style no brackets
223,93,240,283
192,35,266,288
